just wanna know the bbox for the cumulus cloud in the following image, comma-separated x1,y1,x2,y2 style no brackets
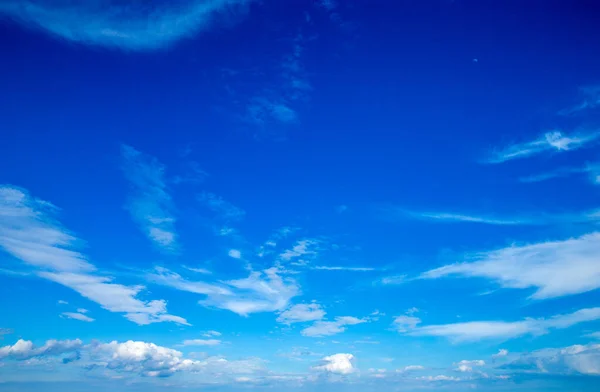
406,307,600,342
504,343,600,376
277,303,326,324
492,349,509,359
0,339,82,360
421,232,600,299
312,353,355,374
400,365,425,372
228,249,242,259
393,315,422,333
301,316,366,337
0,0,252,50
485,130,600,164
0,185,187,326
121,144,179,253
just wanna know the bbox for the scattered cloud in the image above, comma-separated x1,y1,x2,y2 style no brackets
182,339,221,346
455,359,485,372
301,316,367,337
121,144,178,253
277,303,326,324
228,249,242,259
492,349,509,359
406,306,600,342
400,365,425,372
393,316,422,333
485,130,600,164
421,232,600,299
61,312,95,323
401,211,532,225
203,330,222,338
519,163,600,184
0,185,187,326
279,239,320,264
312,353,355,374
57,300,68,305
183,266,212,275
376,274,407,286
311,266,376,271
0,0,253,50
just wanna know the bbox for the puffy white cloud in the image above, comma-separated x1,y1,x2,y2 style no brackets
421,232,600,299
182,339,221,346
0,0,252,50
492,349,509,359
485,130,600,164
455,359,485,372
312,353,355,374
0,186,186,326
228,249,242,259
301,316,366,337
504,343,600,375
401,365,425,372
121,144,178,253
407,307,600,342
0,339,82,360
61,312,95,323
277,303,326,324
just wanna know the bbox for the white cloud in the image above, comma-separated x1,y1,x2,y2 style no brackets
301,316,366,337
393,315,422,332
311,266,376,271
61,312,95,323
147,267,231,296
407,307,600,342
182,339,221,346
485,130,600,164
419,375,461,382
492,349,509,359
203,330,222,337
198,192,245,222
312,353,355,374
0,0,252,50
121,144,178,253
0,339,82,360
519,163,600,184
228,249,242,259
405,211,531,225
421,232,600,299
377,274,406,285
504,343,600,376
277,303,326,324
0,185,187,326
279,239,319,262
559,85,600,115
401,365,425,372
57,300,68,305
455,359,485,372
76,308,88,314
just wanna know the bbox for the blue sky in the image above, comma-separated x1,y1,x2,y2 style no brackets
1,0,600,390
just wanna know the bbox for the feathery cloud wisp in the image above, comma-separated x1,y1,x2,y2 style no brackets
0,185,187,326
421,232,600,299
485,130,600,164
121,144,179,253
301,316,367,337
0,0,252,50
277,303,326,324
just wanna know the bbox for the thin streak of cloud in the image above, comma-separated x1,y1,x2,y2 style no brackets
311,266,376,271
485,130,600,164
121,144,179,253
0,0,253,50
559,85,600,116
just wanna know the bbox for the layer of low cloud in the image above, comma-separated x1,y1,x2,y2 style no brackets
0,0,252,50
121,144,179,253
0,185,187,326
504,343,600,376
485,130,600,164
421,232,600,299
406,307,600,342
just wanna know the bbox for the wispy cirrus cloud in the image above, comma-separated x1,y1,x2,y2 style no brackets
407,307,600,342
559,85,600,116
485,130,600,164
519,163,600,184
148,266,300,317
121,144,179,253
277,303,326,324
0,0,253,50
311,266,376,272
0,185,188,326
421,232,600,299
61,312,94,323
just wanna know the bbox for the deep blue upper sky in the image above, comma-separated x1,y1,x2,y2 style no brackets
1,1,600,391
